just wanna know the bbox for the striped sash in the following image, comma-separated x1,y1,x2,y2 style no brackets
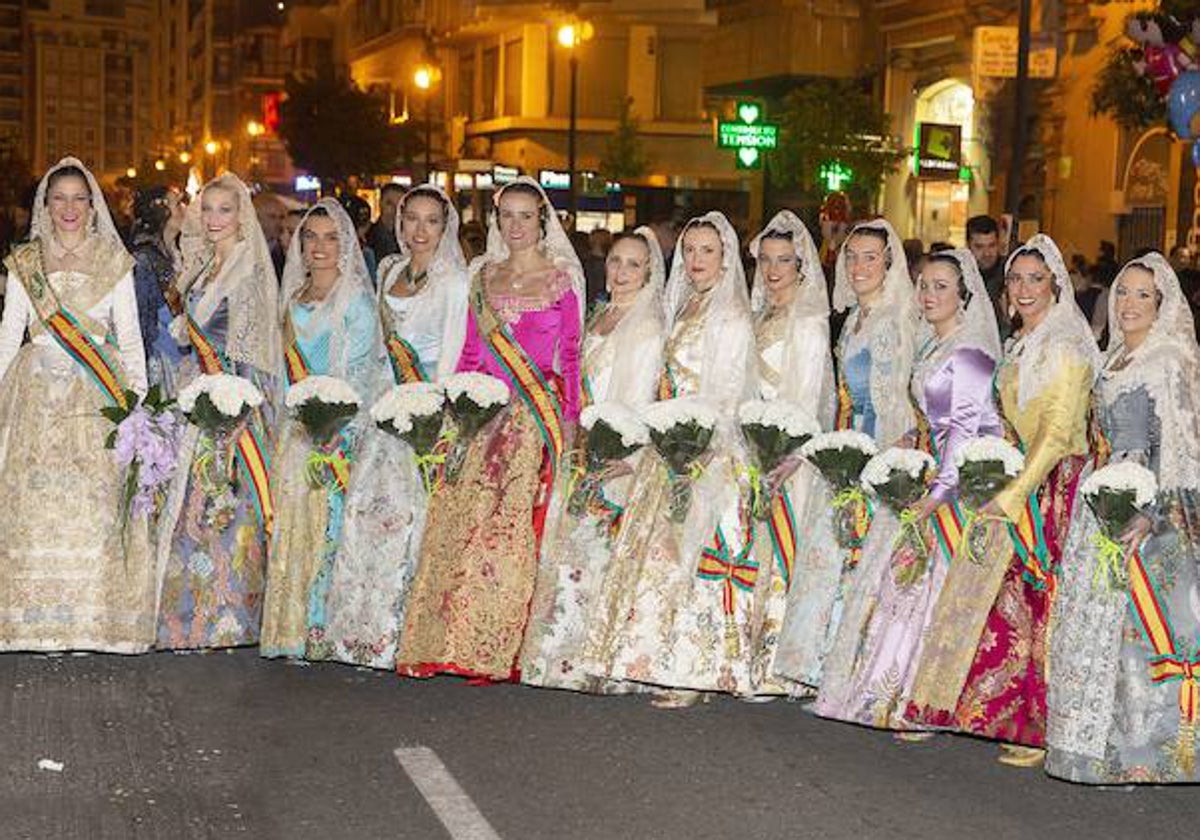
767,489,798,590
281,311,312,386
378,294,430,384
9,242,129,409
930,502,965,565
186,311,275,533
472,282,566,477
1009,494,1052,592
1128,547,1200,774
698,523,759,657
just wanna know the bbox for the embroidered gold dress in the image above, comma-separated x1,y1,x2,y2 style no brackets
0,238,154,652
584,295,762,694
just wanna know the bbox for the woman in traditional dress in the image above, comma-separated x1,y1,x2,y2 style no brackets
906,234,1099,766
156,174,281,650
771,219,916,691
0,157,154,652
815,249,1002,729
742,211,836,696
322,185,468,669
260,199,382,659
1047,253,1200,783
396,177,583,681
520,227,667,691
584,212,759,707
131,185,186,397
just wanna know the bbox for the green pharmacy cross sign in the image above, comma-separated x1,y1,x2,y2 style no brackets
818,161,853,192
717,102,779,169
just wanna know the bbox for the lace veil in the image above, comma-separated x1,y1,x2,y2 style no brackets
30,156,124,251
280,197,383,385
178,173,281,376
1005,233,1100,410
600,225,667,404
749,210,835,424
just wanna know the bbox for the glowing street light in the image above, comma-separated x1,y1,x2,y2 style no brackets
204,140,220,156
125,167,137,179
414,62,440,182
178,151,192,164
154,159,166,172
246,120,265,138
556,20,593,222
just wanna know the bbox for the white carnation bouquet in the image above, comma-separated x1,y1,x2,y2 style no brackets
569,402,650,517
372,382,447,494
285,375,361,446
953,436,1025,565
738,399,820,520
178,373,266,500
861,447,936,586
800,431,878,560
643,397,719,523
442,372,511,483
1080,461,1159,591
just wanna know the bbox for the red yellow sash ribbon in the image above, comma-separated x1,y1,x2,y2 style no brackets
656,366,677,401
930,501,965,565
484,323,565,475
9,246,129,410
187,313,275,533
284,341,311,386
386,333,430,385
1007,494,1053,593
767,489,797,590
698,523,758,658
835,378,854,431
1128,548,1200,775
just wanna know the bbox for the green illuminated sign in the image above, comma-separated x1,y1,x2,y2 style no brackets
819,161,853,192
717,102,778,151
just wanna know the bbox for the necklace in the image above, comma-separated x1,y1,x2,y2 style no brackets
52,232,87,260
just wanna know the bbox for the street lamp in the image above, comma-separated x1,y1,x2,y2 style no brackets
556,20,593,225
414,63,439,184
178,150,192,165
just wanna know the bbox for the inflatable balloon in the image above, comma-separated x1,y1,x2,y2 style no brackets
1167,69,1200,137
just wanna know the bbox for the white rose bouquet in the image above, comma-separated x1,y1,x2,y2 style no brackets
178,373,265,505
285,375,361,447
800,431,878,562
442,372,511,483
738,399,820,520
953,436,1026,565
643,397,719,523
569,402,649,517
861,447,936,586
1080,461,1158,591
372,382,447,494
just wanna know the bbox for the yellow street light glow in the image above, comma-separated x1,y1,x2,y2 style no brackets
413,66,433,90
125,167,137,179
178,151,192,164
557,21,594,48
246,120,264,137
154,159,166,171
204,140,220,155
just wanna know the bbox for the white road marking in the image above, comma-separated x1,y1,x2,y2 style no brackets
394,746,502,840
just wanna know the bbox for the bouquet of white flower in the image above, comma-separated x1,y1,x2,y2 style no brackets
178,373,266,501
178,373,265,433
800,431,878,559
285,375,361,447
442,372,511,483
1080,461,1159,591
738,399,820,520
643,397,719,523
861,447,936,586
567,402,649,517
372,383,447,493
953,436,1026,565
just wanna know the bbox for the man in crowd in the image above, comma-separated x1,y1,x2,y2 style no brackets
367,183,403,261
253,191,289,280
966,214,1008,337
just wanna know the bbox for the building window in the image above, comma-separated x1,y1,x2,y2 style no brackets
657,38,701,120
503,39,521,117
85,0,125,18
457,49,474,119
481,46,497,121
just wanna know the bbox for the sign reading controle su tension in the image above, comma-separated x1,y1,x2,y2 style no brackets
716,101,778,169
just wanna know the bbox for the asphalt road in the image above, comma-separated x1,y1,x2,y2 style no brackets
1,650,1195,840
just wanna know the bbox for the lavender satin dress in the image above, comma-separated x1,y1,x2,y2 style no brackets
815,344,1001,728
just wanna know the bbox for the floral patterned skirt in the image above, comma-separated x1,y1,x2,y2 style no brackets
396,404,551,681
